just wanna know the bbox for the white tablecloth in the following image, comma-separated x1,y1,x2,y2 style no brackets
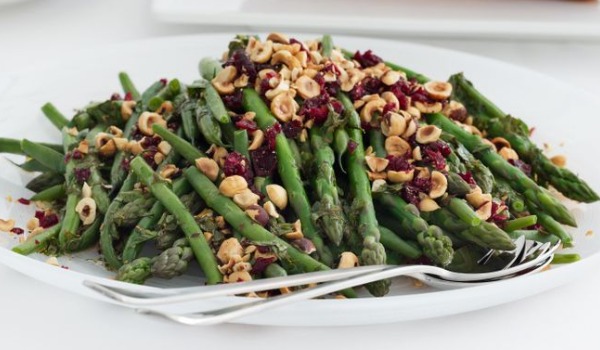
1,1,599,349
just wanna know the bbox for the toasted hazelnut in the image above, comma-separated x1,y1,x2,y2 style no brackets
291,238,317,254
82,182,92,199
359,99,386,124
245,204,269,227
247,129,265,151
157,101,174,115
491,137,511,150
381,70,401,86
419,197,440,212
388,169,415,183
466,192,492,208
294,75,321,99
120,100,137,120
26,217,40,231
211,65,237,95
266,184,288,210
423,81,453,100
67,127,79,137
365,155,389,172
108,125,124,137
271,50,302,71
267,32,290,44
414,101,443,114
442,100,468,122
195,157,219,182
371,179,387,193
127,140,144,155
233,74,249,88
249,39,274,63
264,79,290,100
263,201,280,218
406,106,421,119
75,197,96,225
219,175,249,197
233,189,261,209
402,118,418,139
94,132,112,150
217,238,244,264
368,171,387,181
270,92,297,122
551,155,566,167
157,141,172,155
385,136,411,156
154,152,165,165
75,139,89,155
429,171,448,199
99,139,117,157
338,252,359,269
380,91,400,112
46,256,60,267
0,218,15,232
113,137,128,151
227,271,252,283
295,51,309,68
159,164,179,179
416,125,442,144
137,112,166,136
499,147,519,161
481,138,497,152
413,146,422,161
475,201,493,221
381,112,407,137
210,145,229,167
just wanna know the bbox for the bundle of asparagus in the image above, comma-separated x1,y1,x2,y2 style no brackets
3,33,592,298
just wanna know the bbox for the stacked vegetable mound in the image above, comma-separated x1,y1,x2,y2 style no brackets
4,34,595,297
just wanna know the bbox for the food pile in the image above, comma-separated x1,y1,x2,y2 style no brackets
1,34,595,297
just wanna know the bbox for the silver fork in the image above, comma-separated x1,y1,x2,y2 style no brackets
85,238,559,325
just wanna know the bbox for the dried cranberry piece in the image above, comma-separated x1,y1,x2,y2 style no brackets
289,38,308,52
265,123,282,151
222,89,244,114
167,120,180,131
71,150,84,160
141,148,158,169
423,149,447,171
251,256,277,275
17,198,30,205
10,227,24,235
223,49,257,83
282,120,303,139
35,211,45,221
387,81,410,110
124,92,133,101
353,50,383,68
298,94,330,124
250,147,278,177
140,136,162,149
490,201,509,225
347,140,358,154
256,245,271,254
121,157,131,171
349,83,366,101
386,155,413,172
159,78,168,86
74,168,91,183
235,118,258,132
110,93,122,101
362,77,382,95
509,159,532,177
401,184,421,206
223,152,254,183
423,141,451,157
382,103,397,116
39,213,59,228
412,176,432,193
459,172,477,186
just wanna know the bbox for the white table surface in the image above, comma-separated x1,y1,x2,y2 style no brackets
1,1,599,349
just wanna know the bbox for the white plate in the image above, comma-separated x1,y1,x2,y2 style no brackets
152,0,600,41
0,33,599,326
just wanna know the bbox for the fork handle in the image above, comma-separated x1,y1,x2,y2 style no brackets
139,265,440,326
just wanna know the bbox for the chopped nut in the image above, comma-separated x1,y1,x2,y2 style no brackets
75,197,96,225
402,118,418,139
371,179,387,193
248,129,265,151
415,125,442,144
159,164,179,179
338,252,359,269
203,231,213,242
499,147,519,161
380,91,400,111
233,189,261,209
481,138,497,152
551,155,566,167
195,157,220,182
77,140,89,154
0,218,15,232
264,79,290,100
388,169,415,183
413,146,422,161
381,70,402,86
154,152,165,165
67,127,79,137
108,125,123,137
157,141,172,155
359,98,386,124
419,197,440,212
442,100,467,121
248,38,274,63
226,271,252,283
113,137,128,151
82,182,92,198
294,75,320,99
423,81,453,100
414,101,443,114
490,137,511,150
385,136,411,156
429,171,448,199
365,155,389,172
120,100,137,120
263,201,279,218
475,201,493,221
219,175,249,197
46,256,60,267
127,140,144,155
466,192,492,208
271,50,302,71
137,112,166,136
406,106,421,119
26,217,40,231
266,184,288,210
217,238,244,264
368,171,388,181
266,32,290,44
245,205,269,227
270,92,297,122
381,112,407,137
211,65,237,95
210,145,229,167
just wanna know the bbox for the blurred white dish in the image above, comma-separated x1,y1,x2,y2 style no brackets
0,33,598,326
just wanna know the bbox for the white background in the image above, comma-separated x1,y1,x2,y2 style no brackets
1,0,599,349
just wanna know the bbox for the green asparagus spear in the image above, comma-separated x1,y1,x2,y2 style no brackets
507,229,559,244
447,197,482,227
196,101,225,147
26,172,64,193
199,57,222,80
378,226,422,259
118,72,141,101
21,140,65,174
151,238,193,279
426,113,577,227
30,184,66,202
449,73,598,203
243,88,334,266
41,102,69,130
503,215,537,232
233,129,251,161
131,157,222,285
116,257,152,284
493,176,526,213
12,224,61,255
